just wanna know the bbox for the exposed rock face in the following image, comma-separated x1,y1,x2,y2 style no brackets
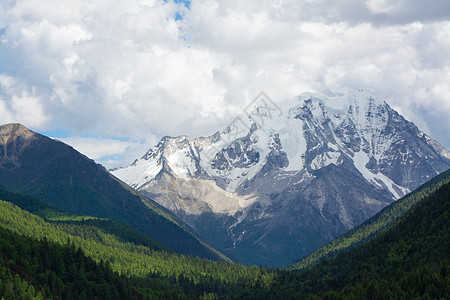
0,123,36,168
112,90,450,267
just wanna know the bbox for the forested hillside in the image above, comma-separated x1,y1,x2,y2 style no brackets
0,226,139,299
0,190,272,298
0,188,169,252
288,167,450,270
1,168,449,298
0,123,226,261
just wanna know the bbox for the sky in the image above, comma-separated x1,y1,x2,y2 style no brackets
0,0,449,169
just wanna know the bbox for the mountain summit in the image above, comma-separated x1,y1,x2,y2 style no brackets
112,90,450,266
0,123,37,168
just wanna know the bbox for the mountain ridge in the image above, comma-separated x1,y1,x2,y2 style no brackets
112,90,450,266
0,123,228,261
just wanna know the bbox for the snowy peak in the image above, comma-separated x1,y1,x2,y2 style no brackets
114,135,203,188
111,90,450,267
291,91,393,174
113,90,450,199
292,90,450,198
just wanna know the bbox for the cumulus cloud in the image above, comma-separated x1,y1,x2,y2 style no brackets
0,0,449,168
58,136,154,169
0,75,49,127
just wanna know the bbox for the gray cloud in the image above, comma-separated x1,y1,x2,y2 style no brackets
0,0,449,168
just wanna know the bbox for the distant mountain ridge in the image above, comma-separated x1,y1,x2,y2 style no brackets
112,90,450,266
0,123,227,261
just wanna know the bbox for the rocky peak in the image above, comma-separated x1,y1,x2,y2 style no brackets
0,123,37,168
111,90,450,266
0,123,35,143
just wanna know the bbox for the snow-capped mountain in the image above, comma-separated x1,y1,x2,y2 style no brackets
112,90,450,267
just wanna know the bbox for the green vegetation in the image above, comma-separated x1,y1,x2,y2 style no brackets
0,127,226,260
0,200,266,282
0,187,169,252
288,168,450,270
0,226,139,299
236,170,450,298
0,191,272,298
1,167,449,298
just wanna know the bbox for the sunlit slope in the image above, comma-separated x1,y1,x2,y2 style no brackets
0,123,226,261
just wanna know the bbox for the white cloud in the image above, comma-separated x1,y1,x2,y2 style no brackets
0,75,49,127
58,136,156,169
366,0,402,15
59,137,134,160
1,0,449,167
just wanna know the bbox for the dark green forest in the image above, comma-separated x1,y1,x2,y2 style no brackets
0,189,271,299
1,168,449,299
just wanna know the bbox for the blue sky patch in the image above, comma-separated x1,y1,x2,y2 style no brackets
165,0,191,21
39,128,73,139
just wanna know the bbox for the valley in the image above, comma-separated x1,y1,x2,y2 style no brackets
1,92,449,298
0,164,448,298
2,0,449,298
